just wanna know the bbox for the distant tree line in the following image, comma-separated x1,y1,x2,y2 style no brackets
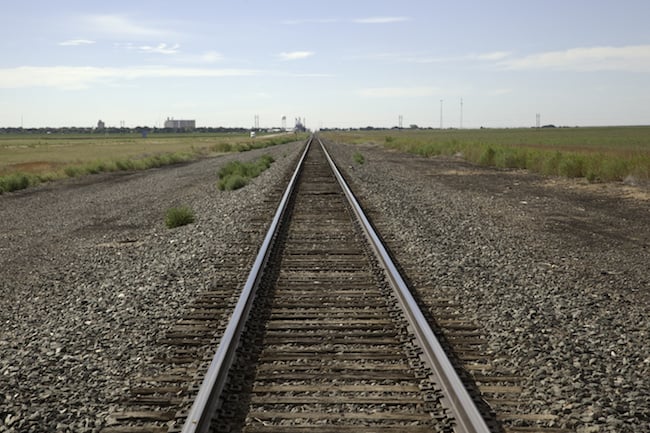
321,126,432,132
0,126,252,134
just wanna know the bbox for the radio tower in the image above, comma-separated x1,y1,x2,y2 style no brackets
398,115,403,129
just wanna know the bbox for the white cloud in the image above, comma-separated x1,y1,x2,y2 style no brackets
200,51,223,63
486,88,513,96
282,18,340,25
281,72,334,78
359,51,510,64
353,17,410,24
81,14,173,39
282,17,410,25
169,50,224,64
278,51,314,61
357,52,447,63
500,45,650,72
475,51,511,61
359,86,438,98
58,39,95,46
0,66,260,90
135,43,180,55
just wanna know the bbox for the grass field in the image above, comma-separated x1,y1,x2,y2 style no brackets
0,132,306,193
321,126,650,182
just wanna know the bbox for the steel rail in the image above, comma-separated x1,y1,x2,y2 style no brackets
318,136,491,433
180,136,313,433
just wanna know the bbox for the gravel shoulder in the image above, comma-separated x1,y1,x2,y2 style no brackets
0,141,304,433
326,139,649,433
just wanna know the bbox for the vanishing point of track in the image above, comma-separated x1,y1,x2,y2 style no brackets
179,136,493,433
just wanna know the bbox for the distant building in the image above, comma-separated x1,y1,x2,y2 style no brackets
164,117,196,131
96,119,105,130
294,117,306,132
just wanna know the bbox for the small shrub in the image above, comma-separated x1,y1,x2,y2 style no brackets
218,174,248,191
255,154,274,173
217,154,275,191
479,147,496,166
165,206,195,228
236,143,252,152
559,155,586,178
64,166,82,177
0,173,31,193
542,151,563,176
36,172,58,184
496,148,528,169
115,159,135,171
600,158,629,182
218,160,247,178
211,142,233,153
258,154,274,166
85,161,106,174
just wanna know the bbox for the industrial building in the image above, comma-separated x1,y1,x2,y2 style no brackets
164,117,196,131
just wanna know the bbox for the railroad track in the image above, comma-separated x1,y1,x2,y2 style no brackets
101,135,571,433
175,137,495,433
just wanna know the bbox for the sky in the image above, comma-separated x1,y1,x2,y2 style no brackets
1,0,649,129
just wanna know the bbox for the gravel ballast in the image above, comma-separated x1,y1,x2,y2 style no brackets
1,137,648,433
0,141,304,433
325,139,649,433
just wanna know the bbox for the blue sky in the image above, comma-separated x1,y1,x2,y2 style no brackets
1,0,649,128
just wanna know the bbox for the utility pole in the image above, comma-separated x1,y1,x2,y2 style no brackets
398,115,403,129
460,98,463,129
439,99,443,129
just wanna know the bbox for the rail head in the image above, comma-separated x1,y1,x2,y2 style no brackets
180,136,313,433
317,136,492,433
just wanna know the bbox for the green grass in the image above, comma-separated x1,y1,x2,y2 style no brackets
211,134,306,154
217,154,275,191
0,171,61,193
0,173,30,193
165,206,195,228
322,127,650,182
0,132,306,194
353,152,365,164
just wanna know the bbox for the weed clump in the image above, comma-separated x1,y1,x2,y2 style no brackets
0,173,31,193
217,154,274,191
353,152,365,164
479,147,496,166
219,174,249,190
165,206,195,228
